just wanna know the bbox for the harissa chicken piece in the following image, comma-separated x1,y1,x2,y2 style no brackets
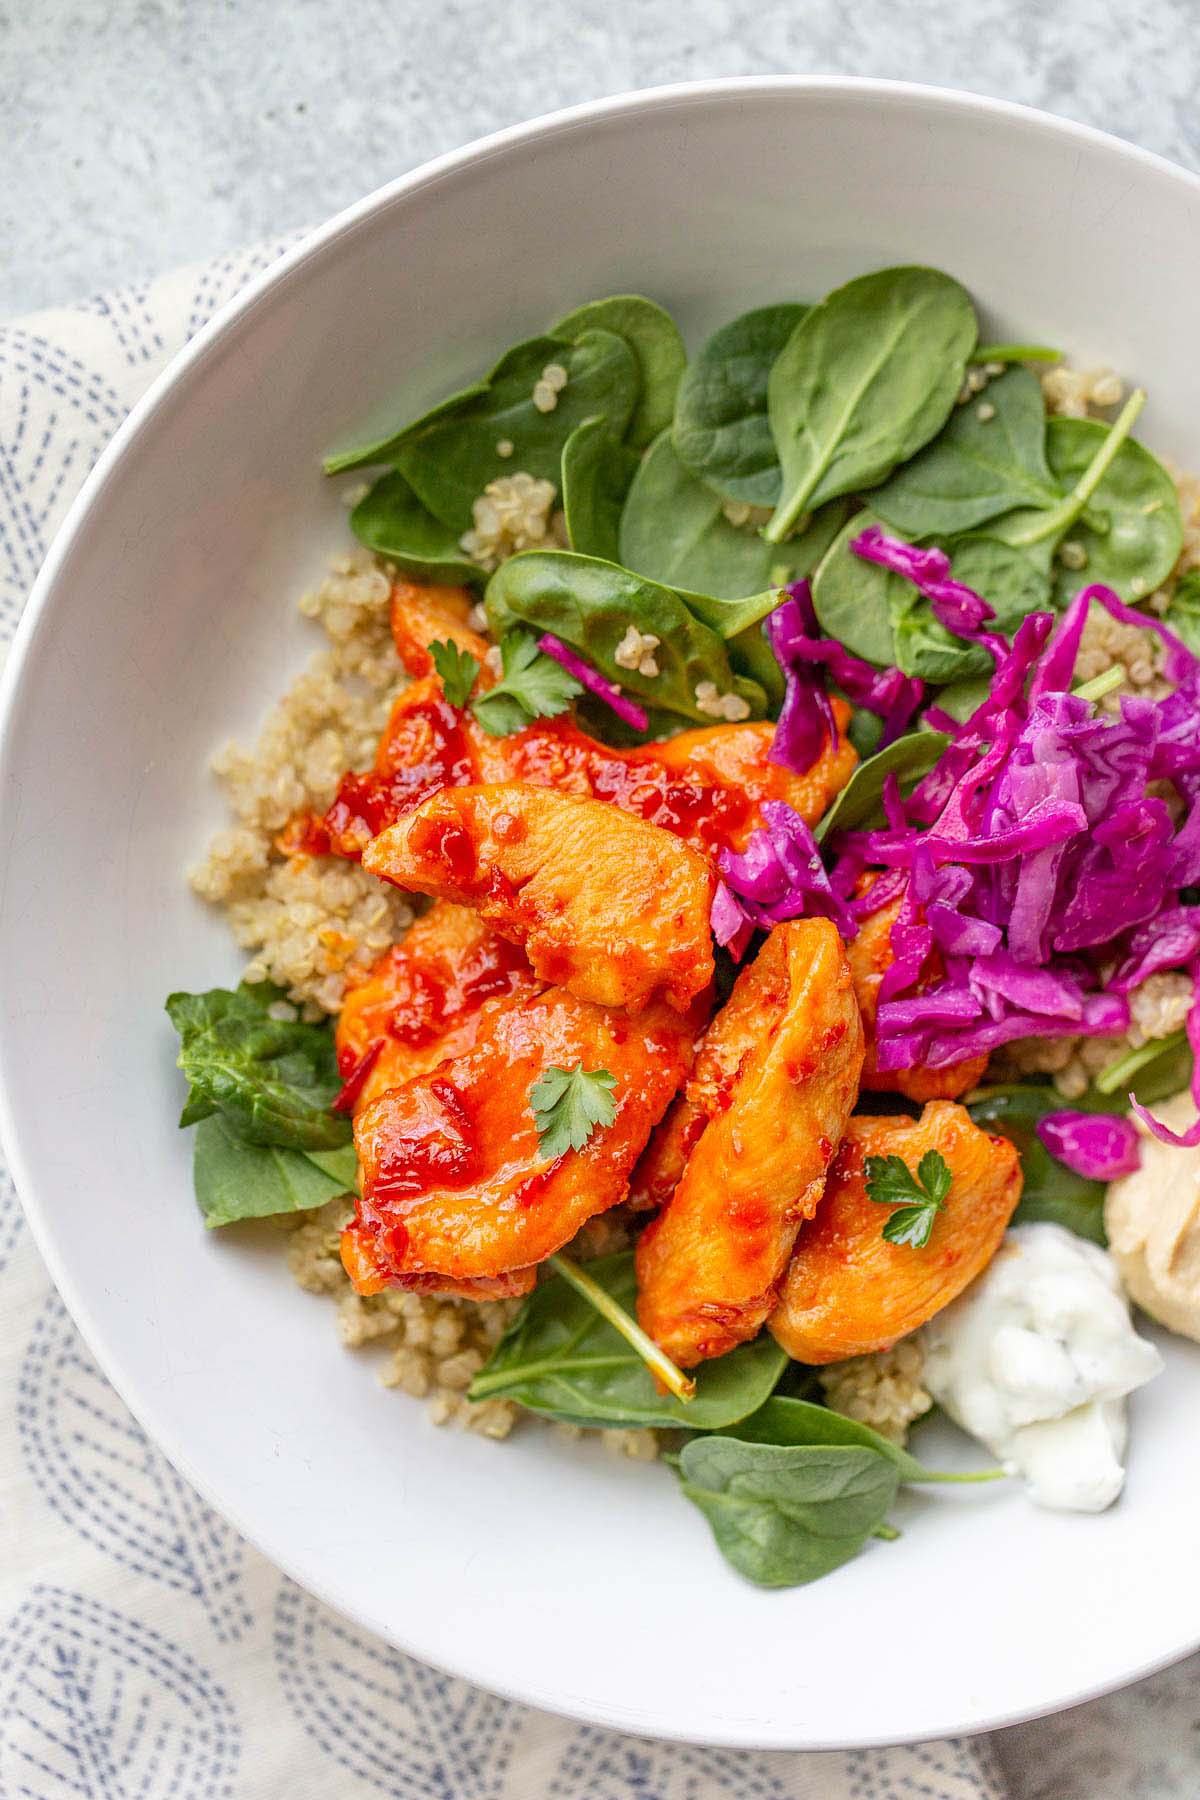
635,919,864,1367
335,900,543,1113
848,891,987,1102
387,578,490,677
628,924,779,1211
769,1101,1022,1362
343,985,701,1293
362,782,716,1014
291,576,857,860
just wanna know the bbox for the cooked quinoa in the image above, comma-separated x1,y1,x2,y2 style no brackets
285,1199,520,1439
188,550,412,1016
818,1341,933,1444
1040,361,1124,418
458,470,567,571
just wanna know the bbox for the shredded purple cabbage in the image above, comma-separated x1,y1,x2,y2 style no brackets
763,583,924,775
710,879,755,961
832,580,1200,1130
537,633,649,733
1036,1110,1142,1181
717,800,858,945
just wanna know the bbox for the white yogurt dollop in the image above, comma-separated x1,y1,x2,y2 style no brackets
920,1223,1163,1511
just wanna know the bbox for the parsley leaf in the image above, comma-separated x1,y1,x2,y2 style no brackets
429,638,480,707
531,1063,617,1158
864,1148,952,1249
471,629,582,737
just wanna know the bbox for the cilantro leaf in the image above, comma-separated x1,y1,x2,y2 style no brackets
471,629,582,737
531,1062,617,1158
865,1148,952,1250
429,638,480,708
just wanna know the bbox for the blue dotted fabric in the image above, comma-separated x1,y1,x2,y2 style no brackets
0,248,1007,1799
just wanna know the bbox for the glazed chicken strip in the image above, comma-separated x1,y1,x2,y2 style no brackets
343,985,699,1293
849,891,987,1102
335,900,543,1113
362,783,716,1014
387,578,489,678
629,922,778,1210
769,1101,1022,1363
635,919,864,1367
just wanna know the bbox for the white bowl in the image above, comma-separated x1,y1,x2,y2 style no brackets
4,78,1200,1750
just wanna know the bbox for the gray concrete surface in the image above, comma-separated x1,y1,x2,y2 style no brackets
4,0,1200,314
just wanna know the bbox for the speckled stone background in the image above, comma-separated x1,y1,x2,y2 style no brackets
5,1,1199,1792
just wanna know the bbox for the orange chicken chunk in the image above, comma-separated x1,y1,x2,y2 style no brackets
344,985,698,1292
388,578,489,679
769,1101,1022,1363
362,783,716,1014
628,921,781,1211
849,893,987,1102
635,919,864,1367
335,901,543,1112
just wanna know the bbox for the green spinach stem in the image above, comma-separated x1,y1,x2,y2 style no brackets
548,1253,695,1402
1072,666,1126,703
1004,388,1146,548
1095,1029,1187,1096
972,343,1061,364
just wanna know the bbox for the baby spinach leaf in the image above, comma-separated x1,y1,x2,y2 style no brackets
679,586,785,711
814,731,950,843
393,330,639,532
943,531,1052,618
765,266,977,542
324,380,490,476
305,1143,361,1188
165,984,351,1151
719,1396,1000,1484
967,1084,1108,1245
485,550,767,726
468,1252,787,1428
560,416,639,561
551,295,687,448
676,1436,899,1587
673,302,809,506
933,674,991,721
1040,417,1184,605
889,586,991,685
192,1115,355,1228
1162,568,1200,656
871,366,1059,537
619,430,845,601
810,509,906,667
470,629,582,737
848,710,884,757
348,469,485,585
887,531,1049,683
